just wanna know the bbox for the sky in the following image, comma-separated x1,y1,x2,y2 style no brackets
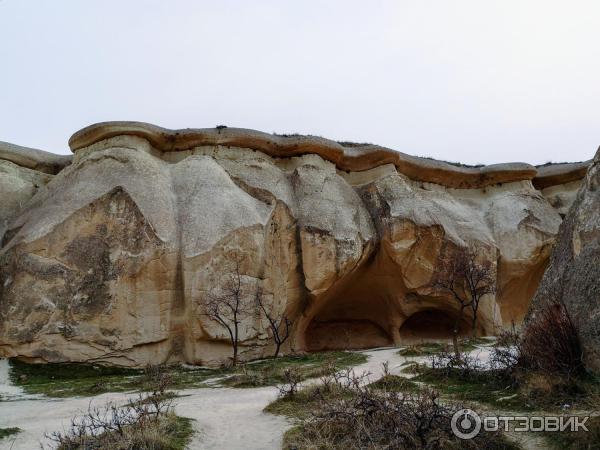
0,1,598,164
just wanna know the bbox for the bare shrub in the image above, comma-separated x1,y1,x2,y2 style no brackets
489,302,584,379
428,347,484,377
278,366,303,398
46,368,188,450
489,328,521,372
46,393,177,449
520,302,584,378
285,369,513,449
226,365,267,388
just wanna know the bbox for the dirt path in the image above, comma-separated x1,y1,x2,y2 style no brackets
0,347,479,450
1,349,414,450
0,382,289,450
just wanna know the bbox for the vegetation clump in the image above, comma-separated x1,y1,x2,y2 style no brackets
9,351,366,397
0,427,22,440
398,337,491,357
46,366,193,450
413,302,599,412
267,366,517,449
222,351,367,388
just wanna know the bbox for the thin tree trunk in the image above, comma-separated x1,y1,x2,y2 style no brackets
452,332,460,359
274,341,281,358
471,298,479,339
232,320,239,366
453,306,465,358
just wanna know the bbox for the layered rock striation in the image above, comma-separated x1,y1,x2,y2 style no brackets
0,122,591,366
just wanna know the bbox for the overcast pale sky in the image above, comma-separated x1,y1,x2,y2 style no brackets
0,1,598,164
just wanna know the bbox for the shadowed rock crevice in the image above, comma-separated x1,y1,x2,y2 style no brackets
306,319,393,351
398,310,471,342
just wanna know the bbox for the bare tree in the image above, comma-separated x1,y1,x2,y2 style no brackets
255,287,292,358
203,257,253,366
434,247,496,357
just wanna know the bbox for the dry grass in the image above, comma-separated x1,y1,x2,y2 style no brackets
412,306,600,412
51,411,193,450
46,365,194,450
520,303,585,378
267,367,518,449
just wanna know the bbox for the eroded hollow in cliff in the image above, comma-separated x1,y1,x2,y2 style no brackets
305,319,393,351
398,309,471,342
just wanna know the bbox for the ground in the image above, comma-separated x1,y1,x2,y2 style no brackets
1,343,597,449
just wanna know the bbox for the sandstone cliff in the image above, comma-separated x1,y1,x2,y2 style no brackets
527,147,600,373
0,122,590,366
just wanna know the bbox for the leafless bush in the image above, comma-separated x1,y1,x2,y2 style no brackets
46,393,175,449
520,302,584,378
46,367,180,449
278,366,303,398
428,348,484,377
287,369,510,449
144,364,173,393
489,328,521,372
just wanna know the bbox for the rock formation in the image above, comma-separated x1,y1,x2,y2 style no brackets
0,122,591,366
527,147,600,373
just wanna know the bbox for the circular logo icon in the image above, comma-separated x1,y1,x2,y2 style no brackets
451,408,481,439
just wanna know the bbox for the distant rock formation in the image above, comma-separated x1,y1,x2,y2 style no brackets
0,122,591,366
527,147,600,373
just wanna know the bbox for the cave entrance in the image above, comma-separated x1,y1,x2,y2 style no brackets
399,310,470,343
305,319,393,352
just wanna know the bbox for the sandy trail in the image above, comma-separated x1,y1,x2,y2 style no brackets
0,347,447,450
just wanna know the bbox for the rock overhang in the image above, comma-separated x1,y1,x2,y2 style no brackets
67,121,590,190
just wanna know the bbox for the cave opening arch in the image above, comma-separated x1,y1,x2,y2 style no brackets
398,308,472,343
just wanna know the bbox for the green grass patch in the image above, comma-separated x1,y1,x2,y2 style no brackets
0,427,21,440
414,365,600,413
9,351,367,398
398,338,492,357
413,366,528,410
398,342,449,356
162,416,195,450
265,383,355,419
222,351,367,388
9,359,148,397
368,375,420,392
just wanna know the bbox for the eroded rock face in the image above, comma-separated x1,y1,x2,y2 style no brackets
527,148,600,373
0,123,591,366
0,141,71,244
